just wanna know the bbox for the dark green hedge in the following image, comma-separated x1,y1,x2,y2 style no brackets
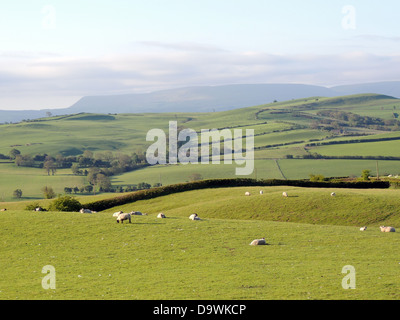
82,178,390,212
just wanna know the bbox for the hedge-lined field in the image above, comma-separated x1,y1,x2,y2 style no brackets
81,178,390,212
1,185,399,300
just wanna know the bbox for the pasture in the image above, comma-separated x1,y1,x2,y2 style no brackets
0,186,399,300
0,93,400,204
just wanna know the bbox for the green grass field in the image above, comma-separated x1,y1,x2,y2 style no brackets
1,186,399,300
1,93,400,201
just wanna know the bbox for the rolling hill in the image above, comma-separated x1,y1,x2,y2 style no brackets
1,81,400,123
1,93,400,201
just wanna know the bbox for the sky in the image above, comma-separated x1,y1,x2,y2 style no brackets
0,0,399,110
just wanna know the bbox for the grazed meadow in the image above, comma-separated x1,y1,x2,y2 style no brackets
1,94,400,300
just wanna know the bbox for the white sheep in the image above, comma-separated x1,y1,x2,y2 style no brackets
360,226,367,231
282,192,288,197
245,192,251,196
380,226,396,233
331,192,336,197
130,211,148,216
249,237,267,246
80,208,93,214
157,213,166,218
117,213,131,224
189,213,201,220
113,211,123,217
260,190,263,195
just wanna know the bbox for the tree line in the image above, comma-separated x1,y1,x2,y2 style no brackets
3,148,149,176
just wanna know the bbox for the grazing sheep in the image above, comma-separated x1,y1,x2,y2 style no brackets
380,226,396,233
260,190,263,195
113,211,123,217
282,192,288,197
360,226,367,231
117,213,131,224
245,192,250,196
331,192,336,197
130,211,147,216
189,213,201,220
250,237,267,246
0,208,6,211
157,213,166,218
80,208,93,214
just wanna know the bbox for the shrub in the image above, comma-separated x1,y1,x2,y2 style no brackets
48,196,82,212
25,202,41,211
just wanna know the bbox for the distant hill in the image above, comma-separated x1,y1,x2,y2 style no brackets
0,82,399,123
66,84,336,114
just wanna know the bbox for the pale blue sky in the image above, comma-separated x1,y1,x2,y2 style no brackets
0,0,399,109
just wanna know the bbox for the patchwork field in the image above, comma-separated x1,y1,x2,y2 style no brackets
1,93,400,202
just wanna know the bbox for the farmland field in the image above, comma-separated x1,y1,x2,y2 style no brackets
1,94,400,201
1,186,399,300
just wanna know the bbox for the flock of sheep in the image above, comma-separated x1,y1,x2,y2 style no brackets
244,189,396,243
18,188,393,244
109,210,201,224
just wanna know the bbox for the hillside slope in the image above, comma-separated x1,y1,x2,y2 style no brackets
1,81,400,123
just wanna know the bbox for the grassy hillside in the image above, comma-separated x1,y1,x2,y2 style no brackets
1,93,400,201
1,186,399,300
103,186,400,227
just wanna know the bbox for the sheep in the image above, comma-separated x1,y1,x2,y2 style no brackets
260,190,263,195
245,192,251,196
189,213,201,220
80,208,93,214
0,208,6,212
282,192,288,197
250,237,267,246
380,226,396,233
130,211,147,216
113,211,123,217
360,226,367,231
35,207,43,212
157,213,166,218
117,213,131,224
331,192,336,197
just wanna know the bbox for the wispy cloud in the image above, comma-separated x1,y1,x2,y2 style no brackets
0,46,399,109
137,41,228,53
354,34,400,42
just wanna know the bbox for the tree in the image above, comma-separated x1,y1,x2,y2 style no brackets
71,163,82,175
48,196,82,212
362,169,371,181
84,185,93,193
42,186,56,199
137,182,151,190
9,149,21,159
44,160,57,175
13,189,23,198
96,173,112,191
64,187,72,194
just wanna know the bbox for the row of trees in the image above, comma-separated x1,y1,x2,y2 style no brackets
6,149,148,176
313,110,400,131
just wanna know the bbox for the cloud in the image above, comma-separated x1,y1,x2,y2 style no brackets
0,46,399,109
137,41,228,53
354,34,400,42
